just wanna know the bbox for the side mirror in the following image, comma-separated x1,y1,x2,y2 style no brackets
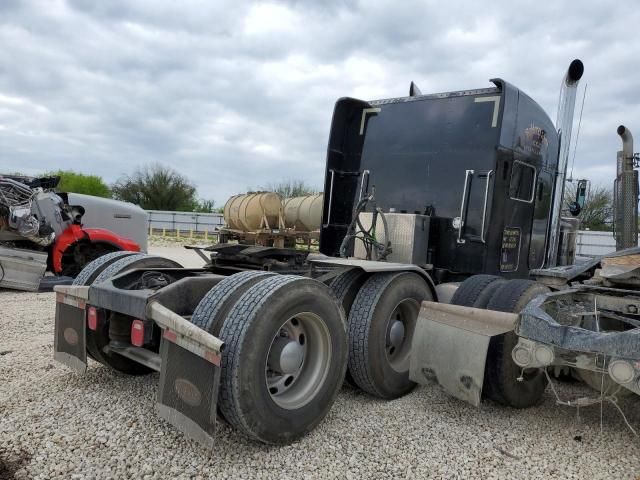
576,179,588,208
569,179,588,216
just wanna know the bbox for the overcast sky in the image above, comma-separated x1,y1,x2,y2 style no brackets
1,0,639,205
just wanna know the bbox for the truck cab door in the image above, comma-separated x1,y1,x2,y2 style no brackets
499,158,537,275
458,169,494,244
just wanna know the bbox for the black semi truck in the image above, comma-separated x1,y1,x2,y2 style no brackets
54,58,638,447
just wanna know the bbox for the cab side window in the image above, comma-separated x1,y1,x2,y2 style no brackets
509,160,536,202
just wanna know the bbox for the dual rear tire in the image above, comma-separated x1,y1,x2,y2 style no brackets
73,252,182,375
193,272,347,444
452,276,550,408
193,269,434,442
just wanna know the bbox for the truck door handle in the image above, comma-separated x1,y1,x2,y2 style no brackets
326,169,335,225
480,170,494,243
358,170,370,202
457,169,474,244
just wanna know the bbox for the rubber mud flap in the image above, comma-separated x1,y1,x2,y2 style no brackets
54,298,87,374
157,335,221,449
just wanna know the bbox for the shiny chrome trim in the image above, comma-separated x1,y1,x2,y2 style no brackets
480,170,494,243
457,169,474,244
358,170,370,202
327,169,335,225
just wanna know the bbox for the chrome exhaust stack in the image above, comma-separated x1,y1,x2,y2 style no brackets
614,125,638,250
546,59,584,267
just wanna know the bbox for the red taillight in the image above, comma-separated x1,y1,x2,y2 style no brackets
87,306,98,331
131,320,145,347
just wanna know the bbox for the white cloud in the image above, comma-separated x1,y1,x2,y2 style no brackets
0,0,639,204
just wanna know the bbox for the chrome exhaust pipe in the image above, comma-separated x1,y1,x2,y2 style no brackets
617,125,634,172
614,125,638,250
546,59,584,267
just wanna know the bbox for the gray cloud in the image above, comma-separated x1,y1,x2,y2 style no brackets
1,0,639,205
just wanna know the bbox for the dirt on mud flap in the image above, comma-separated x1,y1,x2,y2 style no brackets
148,301,224,449
53,286,89,374
409,301,517,406
52,284,225,449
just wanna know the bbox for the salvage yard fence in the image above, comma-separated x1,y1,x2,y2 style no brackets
145,210,624,256
146,210,224,240
575,230,620,258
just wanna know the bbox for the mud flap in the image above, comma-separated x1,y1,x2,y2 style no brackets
157,330,221,449
53,292,87,374
409,301,517,406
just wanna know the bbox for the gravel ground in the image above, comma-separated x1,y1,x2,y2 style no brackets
2,249,640,478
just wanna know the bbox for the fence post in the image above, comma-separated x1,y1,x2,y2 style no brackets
177,229,180,239
190,229,193,239
162,228,166,237
205,230,208,241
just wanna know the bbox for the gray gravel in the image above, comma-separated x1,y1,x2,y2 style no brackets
2,289,640,479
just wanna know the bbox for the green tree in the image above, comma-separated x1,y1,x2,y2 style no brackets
260,179,319,198
564,183,613,231
112,164,198,211
193,199,216,213
52,170,111,198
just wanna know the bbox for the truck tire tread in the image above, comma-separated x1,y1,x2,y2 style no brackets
218,275,347,444
72,251,137,286
484,279,550,408
191,270,276,333
348,272,432,399
451,274,504,308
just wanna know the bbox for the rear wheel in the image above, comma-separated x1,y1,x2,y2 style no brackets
329,268,368,315
61,242,119,278
217,275,347,444
72,251,137,286
74,253,182,374
451,274,507,308
329,268,368,387
484,279,550,408
191,271,276,335
348,272,433,399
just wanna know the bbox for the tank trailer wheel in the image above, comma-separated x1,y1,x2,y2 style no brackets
348,272,433,399
191,270,277,335
484,279,550,408
217,275,347,444
76,253,182,375
450,274,507,309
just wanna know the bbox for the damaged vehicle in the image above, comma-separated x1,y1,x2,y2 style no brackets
0,174,145,290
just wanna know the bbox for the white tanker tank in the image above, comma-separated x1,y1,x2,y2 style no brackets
283,193,323,232
223,192,283,232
